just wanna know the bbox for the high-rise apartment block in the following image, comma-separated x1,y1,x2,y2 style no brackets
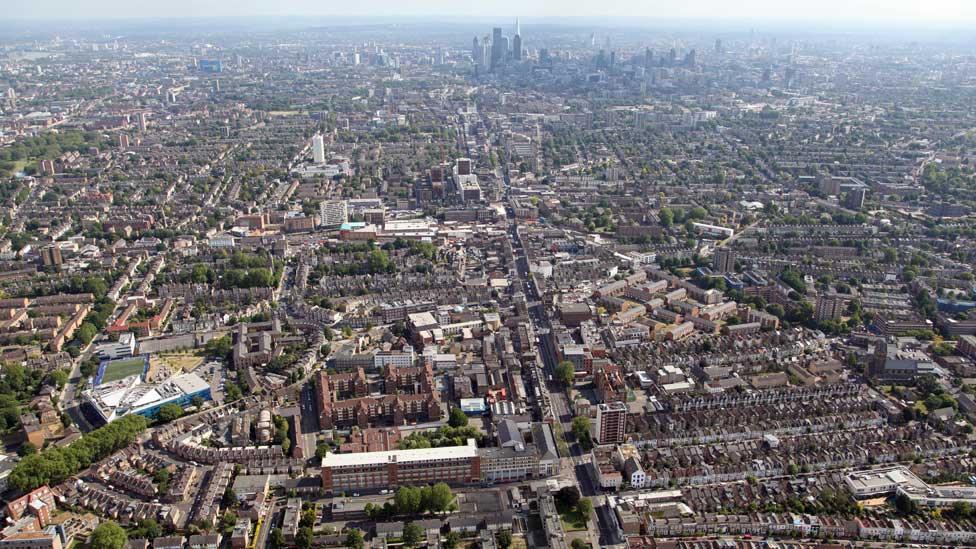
595,401,628,445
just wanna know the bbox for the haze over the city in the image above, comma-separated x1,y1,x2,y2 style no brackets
2,2,976,549
4,0,976,23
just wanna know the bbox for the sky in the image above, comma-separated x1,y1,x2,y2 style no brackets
3,0,976,24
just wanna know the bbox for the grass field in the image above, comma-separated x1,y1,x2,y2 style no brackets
100,357,146,384
556,501,588,532
157,352,205,372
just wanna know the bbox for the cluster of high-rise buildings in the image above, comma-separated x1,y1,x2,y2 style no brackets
473,19,523,71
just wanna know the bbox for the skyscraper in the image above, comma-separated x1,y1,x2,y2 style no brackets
595,402,627,445
512,18,522,61
481,35,491,68
312,134,325,164
491,27,505,70
41,245,63,270
472,36,480,63
845,188,867,210
713,248,736,273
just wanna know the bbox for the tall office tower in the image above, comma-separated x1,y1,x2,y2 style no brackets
456,157,472,176
713,248,736,274
715,38,723,54
595,402,628,445
512,18,522,61
319,200,348,228
644,47,653,68
137,112,147,132
491,27,505,69
472,36,480,62
312,134,325,164
214,79,220,93
668,48,677,65
684,49,697,67
784,67,797,88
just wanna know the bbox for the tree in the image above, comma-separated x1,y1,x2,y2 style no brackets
9,414,148,492
153,468,171,493
76,322,97,345
17,442,36,457
156,403,184,423
556,486,581,509
344,529,364,549
224,381,243,402
395,486,423,515
496,530,513,549
300,508,317,529
895,492,917,515
577,497,593,518
571,539,588,549
204,335,232,358
402,522,423,547
315,443,332,459
47,369,68,389
555,361,575,387
448,407,468,428
89,521,127,549
659,207,674,227
571,415,590,441
268,528,284,549
222,486,238,508
217,512,238,534
444,531,462,549
427,482,454,513
132,518,161,540
296,527,313,549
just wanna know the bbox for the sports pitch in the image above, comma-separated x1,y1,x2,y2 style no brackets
98,357,147,384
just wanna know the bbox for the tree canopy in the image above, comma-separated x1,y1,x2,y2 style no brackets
89,521,128,549
9,414,148,491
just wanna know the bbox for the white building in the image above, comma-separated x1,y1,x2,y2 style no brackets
98,332,137,360
320,201,348,228
312,134,325,164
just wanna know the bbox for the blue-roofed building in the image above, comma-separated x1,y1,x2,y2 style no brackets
459,397,487,416
938,298,976,315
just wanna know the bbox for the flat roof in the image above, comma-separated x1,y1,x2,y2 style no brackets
322,439,477,468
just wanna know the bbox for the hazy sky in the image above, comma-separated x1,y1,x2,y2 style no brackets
4,0,976,23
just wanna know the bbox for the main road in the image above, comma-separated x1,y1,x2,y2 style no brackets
505,196,624,547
